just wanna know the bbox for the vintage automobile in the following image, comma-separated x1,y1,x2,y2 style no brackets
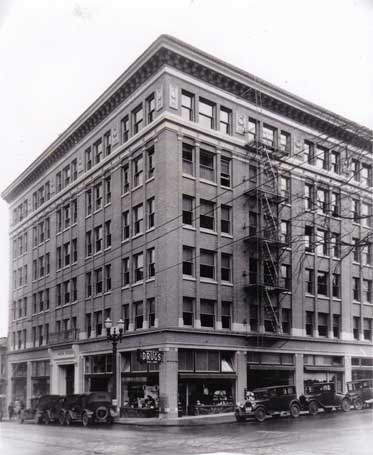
346,379,373,410
59,392,116,427
299,382,351,415
34,395,64,424
235,385,302,422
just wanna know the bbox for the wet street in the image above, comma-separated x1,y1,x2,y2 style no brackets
1,410,372,455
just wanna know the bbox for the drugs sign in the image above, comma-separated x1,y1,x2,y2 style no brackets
137,349,163,364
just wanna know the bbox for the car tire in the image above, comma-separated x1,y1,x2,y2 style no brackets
65,413,72,426
308,401,319,416
58,413,65,426
341,398,350,412
235,414,246,422
82,412,89,427
290,403,301,418
254,407,266,423
43,413,50,425
354,397,363,411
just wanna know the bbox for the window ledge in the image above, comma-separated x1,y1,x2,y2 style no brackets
183,276,196,281
94,251,103,257
183,225,196,231
200,228,217,236
221,281,233,287
121,285,130,290
146,227,156,233
104,203,111,208
132,281,144,288
182,174,196,181
121,239,130,245
221,185,232,191
199,178,217,187
132,184,143,192
132,233,144,240
221,233,233,238
200,278,218,284
104,247,112,252
146,177,155,184
121,191,130,198
146,278,155,283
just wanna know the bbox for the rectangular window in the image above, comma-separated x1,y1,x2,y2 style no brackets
222,301,232,329
305,226,314,253
94,182,103,210
104,130,112,156
63,203,71,228
182,195,194,226
353,317,360,340
316,229,328,256
56,284,62,306
133,104,144,134
122,257,130,286
94,310,103,336
105,220,111,248
85,313,92,338
330,232,341,258
361,164,371,186
248,118,258,143
56,172,62,193
330,192,340,217
85,147,92,170
121,164,130,194
134,301,143,329
199,98,215,129
221,253,232,282
318,312,328,337
85,230,92,257
133,204,144,235
199,149,215,182
121,116,129,143
282,308,291,334
63,241,71,266
133,155,144,187
94,139,103,165
352,199,360,223
71,159,77,181
262,124,275,148
182,143,194,176
71,199,77,224
330,151,340,174
71,277,77,302
200,299,215,328
281,264,291,290
316,146,328,170
361,202,372,227
280,176,290,203
86,189,92,216
104,264,112,292
122,304,129,331
279,131,290,153
147,298,155,328
122,210,130,240
181,91,194,121
147,197,155,229
85,272,92,298
362,243,372,265
104,176,111,205
280,220,290,245
200,199,215,230
182,246,194,276
220,107,231,134
353,277,360,301
363,279,372,303
363,318,372,341
352,159,360,182
305,183,314,210
221,205,231,234
183,297,194,326
200,249,215,280
147,247,155,278
94,225,103,252
133,252,144,282
63,280,71,304
353,238,360,262
95,268,103,295
220,156,231,187
147,146,155,179
332,273,341,298
63,165,71,187
146,94,155,123
317,188,328,214
317,271,328,296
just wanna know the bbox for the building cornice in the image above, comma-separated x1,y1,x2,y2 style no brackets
2,34,372,203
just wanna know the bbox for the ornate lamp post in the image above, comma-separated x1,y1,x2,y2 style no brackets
104,318,124,407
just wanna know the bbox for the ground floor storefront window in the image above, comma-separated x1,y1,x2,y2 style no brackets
178,349,236,416
247,352,295,390
304,355,344,392
352,357,373,380
31,360,50,398
11,362,27,402
84,354,113,393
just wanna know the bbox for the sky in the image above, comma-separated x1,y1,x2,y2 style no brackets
0,0,372,337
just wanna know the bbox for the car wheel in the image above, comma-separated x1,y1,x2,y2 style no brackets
308,401,319,416
43,413,50,425
65,413,72,426
235,414,246,422
82,412,89,427
254,407,266,423
290,403,301,418
58,413,65,426
341,398,350,412
354,397,363,411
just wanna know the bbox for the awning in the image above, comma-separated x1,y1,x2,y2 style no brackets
179,373,236,380
248,364,295,371
304,366,345,373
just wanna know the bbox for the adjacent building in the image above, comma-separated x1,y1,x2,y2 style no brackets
2,35,373,418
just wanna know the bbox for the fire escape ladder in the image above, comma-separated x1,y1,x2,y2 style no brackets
264,287,281,333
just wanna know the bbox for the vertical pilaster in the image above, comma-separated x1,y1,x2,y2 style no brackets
26,361,32,408
235,351,247,402
158,347,178,419
295,353,304,396
344,355,352,392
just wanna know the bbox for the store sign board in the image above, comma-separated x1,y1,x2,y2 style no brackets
137,349,162,364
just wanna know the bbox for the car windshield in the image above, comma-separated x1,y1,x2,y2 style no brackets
253,390,269,400
87,392,111,403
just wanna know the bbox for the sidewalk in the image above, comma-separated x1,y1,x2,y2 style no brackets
116,412,236,426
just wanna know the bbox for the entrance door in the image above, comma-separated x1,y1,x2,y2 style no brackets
65,365,75,395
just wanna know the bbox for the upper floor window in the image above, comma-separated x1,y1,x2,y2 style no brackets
351,159,360,182
133,104,144,134
121,116,130,143
330,151,340,174
317,188,328,214
200,200,215,231
94,182,103,210
200,149,215,182
182,143,194,176
147,197,155,229
361,202,372,228
133,252,144,282
199,98,215,129
221,205,231,234
63,165,71,187
280,175,290,203
315,146,328,170
219,107,232,135
279,131,290,153
94,139,103,165
262,124,275,148
146,94,155,123
133,155,144,187
56,172,62,193
200,249,215,280
305,183,314,210
248,118,258,143
104,131,112,156
147,146,155,179
220,156,231,187
181,91,194,121
361,164,372,186
85,147,92,170
133,204,144,235
122,164,130,194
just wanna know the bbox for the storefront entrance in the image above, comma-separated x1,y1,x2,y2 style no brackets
58,364,75,395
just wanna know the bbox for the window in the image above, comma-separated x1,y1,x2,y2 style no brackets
134,301,143,329
282,308,291,334
352,159,360,182
85,230,92,256
221,253,232,282
133,104,144,134
248,118,258,143
363,279,372,303
220,107,231,134
94,182,103,210
280,220,290,245
183,246,194,276
200,249,215,279
361,164,371,186
147,197,155,229
121,164,130,194
183,297,194,326
199,149,215,182
122,210,130,240
63,241,71,266
200,199,215,230
71,277,77,302
353,317,360,340
104,176,111,204
352,199,360,223
85,272,92,298
133,155,143,187
330,151,340,174
71,159,77,181
133,204,144,235
332,273,341,298
63,165,71,187
181,91,194,121
353,238,360,262
262,124,275,147
280,176,290,203
221,205,231,234
305,183,314,210
56,172,62,192
281,264,291,290
39,256,45,277
318,313,328,337
85,147,92,170
317,188,327,214
86,313,92,337
353,277,360,301
182,195,194,226
133,252,144,282
199,98,215,129
330,233,341,258
200,299,215,328
147,247,155,278
94,139,103,165
316,229,328,256
56,284,62,306
94,311,103,336
361,202,372,228
121,116,129,143
71,199,77,224
279,131,290,153
182,143,194,175
362,243,372,265
147,298,155,328
63,204,71,229
122,304,129,331
317,271,328,296
122,257,130,286
85,189,92,216
220,156,231,187
315,146,328,170
222,301,231,329
105,220,111,248
45,218,50,240
63,280,71,304
330,192,340,217
104,130,112,156
147,146,155,179
146,94,155,123
95,268,103,295
363,319,372,340
94,225,103,252
305,226,314,252
104,264,112,292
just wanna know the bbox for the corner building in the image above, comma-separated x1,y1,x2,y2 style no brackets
3,35,373,419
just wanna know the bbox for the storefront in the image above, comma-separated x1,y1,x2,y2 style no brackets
11,362,27,402
178,349,236,416
120,351,159,417
351,357,373,380
303,354,344,392
31,360,50,398
84,354,113,393
246,352,295,390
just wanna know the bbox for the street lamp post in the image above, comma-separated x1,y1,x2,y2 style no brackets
104,318,124,408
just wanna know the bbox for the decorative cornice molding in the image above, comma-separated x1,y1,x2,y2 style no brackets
2,35,372,204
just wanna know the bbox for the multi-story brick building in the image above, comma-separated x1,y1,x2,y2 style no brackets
2,35,373,419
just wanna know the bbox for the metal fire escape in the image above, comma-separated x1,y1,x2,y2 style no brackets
244,135,289,334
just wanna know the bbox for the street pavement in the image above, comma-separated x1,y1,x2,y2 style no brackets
1,409,372,455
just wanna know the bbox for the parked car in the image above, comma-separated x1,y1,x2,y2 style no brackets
34,395,64,424
235,385,302,422
299,382,351,415
59,392,116,427
347,379,373,410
